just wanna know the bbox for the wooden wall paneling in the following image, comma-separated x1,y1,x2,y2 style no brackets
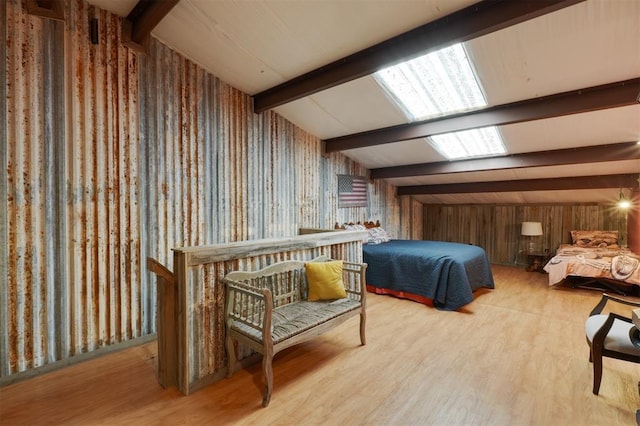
424,205,441,242
411,197,424,240
467,206,477,246
399,196,412,239
485,206,504,264
421,207,429,241
460,207,472,244
437,206,450,242
471,205,482,247
628,189,640,252
438,206,448,242
487,206,499,263
609,207,623,233
571,206,585,231
489,205,498,256
548,206,558,250
423,206,435,240
543,205,561,251
448,207,461,242
590,205,603,231
561,205,573,245
423,203,626,267
450,207,461,242
573,205,598,231
605,206,615,240
453,206,462,242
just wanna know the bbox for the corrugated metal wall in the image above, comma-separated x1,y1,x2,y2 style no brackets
423,204,627,265
0,0,8,377
1,0,8,378
1,0,419,382
65,0,144,358
137,39,415,256
3,0,68,376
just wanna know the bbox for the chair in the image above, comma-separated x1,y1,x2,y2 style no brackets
585,293,640,395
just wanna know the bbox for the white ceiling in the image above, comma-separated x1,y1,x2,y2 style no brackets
88,0,640,205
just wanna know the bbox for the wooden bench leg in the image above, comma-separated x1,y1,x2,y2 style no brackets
360,311,366,345
262,345,274,407
226,330,236,377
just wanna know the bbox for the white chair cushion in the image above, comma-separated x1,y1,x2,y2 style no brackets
585,314,640,357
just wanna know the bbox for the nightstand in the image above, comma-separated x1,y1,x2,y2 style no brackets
525,251,552,273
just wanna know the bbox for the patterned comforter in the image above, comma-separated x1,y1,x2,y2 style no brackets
544,245,640,286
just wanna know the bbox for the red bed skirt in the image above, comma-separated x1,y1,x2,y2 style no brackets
366,284,434,307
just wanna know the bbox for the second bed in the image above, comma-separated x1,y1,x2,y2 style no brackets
363,239,495,311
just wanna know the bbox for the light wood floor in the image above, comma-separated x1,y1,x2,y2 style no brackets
2,265,639,425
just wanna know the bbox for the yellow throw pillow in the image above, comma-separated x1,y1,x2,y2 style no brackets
305,260,347,301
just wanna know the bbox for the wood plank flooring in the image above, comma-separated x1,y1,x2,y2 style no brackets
2,265,639,425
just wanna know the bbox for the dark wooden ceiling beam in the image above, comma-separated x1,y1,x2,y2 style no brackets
326,78,640,152
397,174,640,195
122,0,180,54
252,0,586,113
26,0,65,21
371,142,640,179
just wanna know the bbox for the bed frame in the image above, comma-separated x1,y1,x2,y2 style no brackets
564,275,639,297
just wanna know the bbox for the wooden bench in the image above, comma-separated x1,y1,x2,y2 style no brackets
223,256,367,407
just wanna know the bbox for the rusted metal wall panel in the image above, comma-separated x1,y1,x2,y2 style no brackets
2,0,145,379
64,0,142,354
1,0,412,382
1,0,8,378
4,0,67,376
138,39,409,256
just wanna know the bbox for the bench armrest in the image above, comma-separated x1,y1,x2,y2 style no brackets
224,278,273,337
342,261,368,303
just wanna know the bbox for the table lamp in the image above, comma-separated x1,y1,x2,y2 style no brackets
521,221,543,252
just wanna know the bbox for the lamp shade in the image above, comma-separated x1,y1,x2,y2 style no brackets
521,221,543,236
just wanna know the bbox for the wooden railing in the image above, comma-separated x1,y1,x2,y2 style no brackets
148,230,364,395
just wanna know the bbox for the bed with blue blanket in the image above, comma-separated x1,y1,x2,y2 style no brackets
363,240,495,311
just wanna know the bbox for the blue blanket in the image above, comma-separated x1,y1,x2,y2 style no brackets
363,240,495,311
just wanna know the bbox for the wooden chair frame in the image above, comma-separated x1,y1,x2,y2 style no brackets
586,293,640,395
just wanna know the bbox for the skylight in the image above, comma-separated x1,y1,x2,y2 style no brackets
374,43,507,160
428,127,506,160
374,43,487,121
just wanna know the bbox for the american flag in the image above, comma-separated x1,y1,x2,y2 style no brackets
338,175,367,208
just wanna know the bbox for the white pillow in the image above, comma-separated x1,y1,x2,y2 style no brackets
366,227,390,245
344,224,368,243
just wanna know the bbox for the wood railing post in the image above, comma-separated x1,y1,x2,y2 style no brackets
146,258,178,389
